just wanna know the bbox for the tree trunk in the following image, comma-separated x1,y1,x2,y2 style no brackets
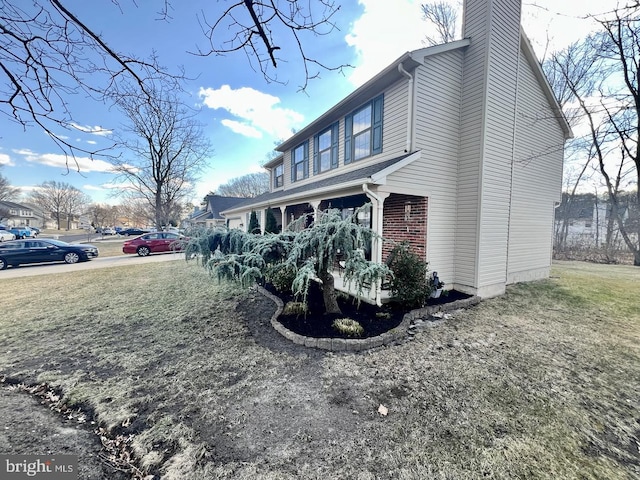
319,269,342,315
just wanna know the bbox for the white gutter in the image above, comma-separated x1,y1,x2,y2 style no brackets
398,62,414,153
362,183,384,306
221,179,366,216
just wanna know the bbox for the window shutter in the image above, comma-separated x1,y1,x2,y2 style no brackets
290,152,295,182
303,141,309,179
331,123,339,169
372,94,384,155
344,115,353,164
313,135,319,175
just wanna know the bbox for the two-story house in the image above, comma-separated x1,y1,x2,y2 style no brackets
187,194,246,229
221,0,572,299
0,200,44,229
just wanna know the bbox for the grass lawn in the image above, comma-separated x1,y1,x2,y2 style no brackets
0,260,638,479
91,239,128,258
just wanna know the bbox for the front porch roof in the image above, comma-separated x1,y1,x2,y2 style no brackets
222,151,421,215
190,211,213,222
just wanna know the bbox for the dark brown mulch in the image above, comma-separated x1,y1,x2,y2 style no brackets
266,281,472,339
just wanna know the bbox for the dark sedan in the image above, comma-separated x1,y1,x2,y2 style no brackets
119,228,150,236
0,239,99,270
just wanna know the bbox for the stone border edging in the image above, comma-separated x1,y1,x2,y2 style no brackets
256,285,480,352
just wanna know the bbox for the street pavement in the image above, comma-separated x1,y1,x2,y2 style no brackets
0,251,186,279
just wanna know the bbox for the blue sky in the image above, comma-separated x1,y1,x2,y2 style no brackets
0,0,616,206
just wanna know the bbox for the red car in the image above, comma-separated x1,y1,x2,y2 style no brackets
122,232,188,256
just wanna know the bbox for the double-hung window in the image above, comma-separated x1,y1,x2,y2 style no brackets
291,141,309,182
274,163,284,188
313,123,339,174
344,94,384,164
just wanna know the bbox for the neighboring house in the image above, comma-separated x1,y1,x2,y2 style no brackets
555,193,634,249
221,0,572,299
0,201,44,228
188,194,246,229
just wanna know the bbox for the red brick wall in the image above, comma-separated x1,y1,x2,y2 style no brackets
382,194,428,262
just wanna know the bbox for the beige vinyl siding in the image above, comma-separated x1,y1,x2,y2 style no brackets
384,49,465,284
475,1,521,289
456,0,523,294
455,0,488,289
279,79,409,191
507,47,565,280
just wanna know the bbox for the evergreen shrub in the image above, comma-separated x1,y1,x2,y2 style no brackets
386,242,432,309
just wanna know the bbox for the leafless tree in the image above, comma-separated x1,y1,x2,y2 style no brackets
217,172,269,198
0,167,20,201
1,0,349,163
421,1,459,46
87,203,121,229
548,4,640,265
29,180,90,229
0,1,172,167
110,79,212,229
63,187,92,229
192,0,349,91
118,198,154,228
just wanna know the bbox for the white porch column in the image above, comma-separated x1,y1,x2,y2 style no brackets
279,206,287,230
259,209,266,234
362,187,390,264
309,200,321,223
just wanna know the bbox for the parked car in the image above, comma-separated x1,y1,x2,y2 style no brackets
102,227,116,235
122,232,188,256
0,231,16,242
8,226,35,239
0,239,99,270
29,226,40,236
119,228,150,236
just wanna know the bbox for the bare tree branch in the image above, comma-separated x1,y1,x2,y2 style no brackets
0,0,178,167
548,3,640,264
191,0,351,91
216,172,269,198
109,78,212,229
421,1,458,46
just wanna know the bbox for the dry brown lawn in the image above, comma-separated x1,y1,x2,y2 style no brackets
0,260,638,479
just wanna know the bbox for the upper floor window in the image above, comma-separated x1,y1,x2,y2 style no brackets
291,141,309,182
313,123,339,174
344,94,384,164
274,163,284,188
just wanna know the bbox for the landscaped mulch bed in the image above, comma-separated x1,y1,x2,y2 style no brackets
267,280,472,339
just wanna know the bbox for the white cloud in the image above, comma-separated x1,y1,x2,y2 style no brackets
83,184,107,191
345,0,427,86
345,0,622,87
13,149,116,173
221,119,262,139
521,1,617,59
199,85,304,140
70,123,112,136
0,153,14,166
87,140,97,145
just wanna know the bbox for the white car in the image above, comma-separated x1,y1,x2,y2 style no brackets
0,231,16,242
102,227,116,235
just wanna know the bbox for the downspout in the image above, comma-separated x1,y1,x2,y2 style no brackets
398,62,414,153
362,183,384,306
